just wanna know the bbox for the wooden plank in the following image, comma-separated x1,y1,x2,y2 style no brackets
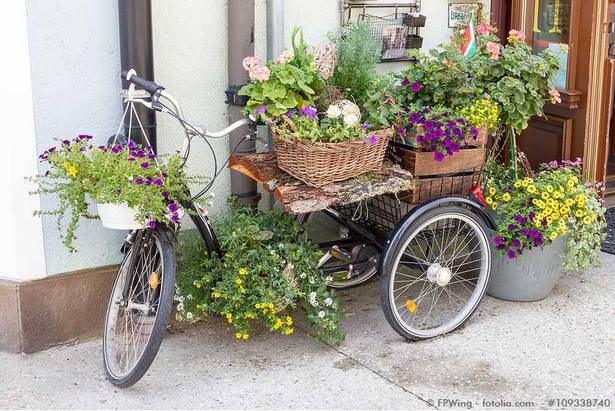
229,153,415,215
389,146,486,177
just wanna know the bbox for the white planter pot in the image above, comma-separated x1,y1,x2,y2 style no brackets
487,237,566,302
96,202,144,230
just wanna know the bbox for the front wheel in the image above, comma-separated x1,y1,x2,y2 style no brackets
380,205,491,340
103,228,176,387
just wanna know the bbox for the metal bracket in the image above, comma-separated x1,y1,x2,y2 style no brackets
225,85,249,106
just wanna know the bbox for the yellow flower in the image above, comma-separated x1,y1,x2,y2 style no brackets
549,233,558,241
547,198,555,206
491,203,498,211
284,328,294,335
575,209,583,218
543,208,552,216
226,313,233,319
235,278,242,285
502,193,511,202
195,283,201,288
212,291,221,298
514,180,522,188
565,199,574,207
227,318,233,324
541,192,550,200
235,332,242,339
242,333,249,340
489,187,496,196
255,303,261,309
522,179,530,188
486,196,493,205
286,316,293,325
268,303,274,309
583,216,592,224
239,286,245,293
238,268,248,276
527,185,537,194
546,216,554,226
546,185,554,193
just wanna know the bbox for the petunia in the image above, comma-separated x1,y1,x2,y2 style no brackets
162,191,170,199
255,105,267,115
140,162,150,169
401,78,410,86
111,145,121,154
367,134,378,145
153,178,164,187
529,228,541,239
519,228,530,237
135,177,144,185
511,239,521,248
286,108,297,117
492,235,504,246
434,151,445,162
360,123,371,130
168,202,179,212
410,82,422,93
147,220,157,229
300,106,317,119
507,250,517,259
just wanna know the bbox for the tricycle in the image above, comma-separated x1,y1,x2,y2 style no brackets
102,71,495,387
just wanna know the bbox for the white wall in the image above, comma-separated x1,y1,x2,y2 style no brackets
0,1,47,281
25,0,125,276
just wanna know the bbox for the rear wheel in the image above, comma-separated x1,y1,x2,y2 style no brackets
103,228,176,387
380,206,491,340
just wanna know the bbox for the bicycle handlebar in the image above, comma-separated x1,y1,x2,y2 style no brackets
121,69,164,95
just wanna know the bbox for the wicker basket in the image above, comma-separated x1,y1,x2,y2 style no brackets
273,128,391,187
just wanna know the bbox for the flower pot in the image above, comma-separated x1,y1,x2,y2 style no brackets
96,202,144,230
487,237,566,302
402,14,426,27
405,34,423,49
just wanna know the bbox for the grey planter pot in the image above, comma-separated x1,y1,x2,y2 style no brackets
487,237,566,302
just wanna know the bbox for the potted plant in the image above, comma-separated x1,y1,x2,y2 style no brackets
30,135,200,251
482,159,607,301
175,204,344,345
239,25,391,187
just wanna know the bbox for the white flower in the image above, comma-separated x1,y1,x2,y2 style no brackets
326,104,342,119
186,294,193,300
308,277,315,284
340,100,360,117
186,312,194,320
343,114,360,126
325,276,333,283
311,300,319,307
300,272,307,279
278,243,284,249
309,292,317,299
177,303,184,312
324,297,333,306
270,249,277,256
318,311,326,318
127,175,134,181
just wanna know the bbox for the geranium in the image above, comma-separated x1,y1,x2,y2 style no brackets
248,66,271,82
477,23,494,35
549,88,562,104
508,29,527,43
486,41,500,60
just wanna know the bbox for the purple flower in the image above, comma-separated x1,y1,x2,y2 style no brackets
147,220,157,229
48,147,56,153
127,157,135,162
410,82,422,92
148,153,156,159
285,108,297,117
470,127,479,137
367,133,378,145
78,134,93,140
135,177,144,185
422,107,431,115
528,211,536,220
505,184,513,193
401,78,410,86
534,238,544,247
128,141,137,149
170,213,180,222
153,178,164,187
162,172,168,178
145,176,153,185
255,105,267,115
529,229,541,239
519,228,530,237
434,151,445,162
492,235,504,246
62,140,71,145
409,112,421,123
98,145,106,151
397,126,406,137
360,123,371,130
135,150,145,158
511,239,521,248
456,118,467,125
140,162,150,169
300,106,317,119
111,145,121,154
168,202,179,213
507,249,517,259
508,224,517,232
497,244,506,250
162,191,169,199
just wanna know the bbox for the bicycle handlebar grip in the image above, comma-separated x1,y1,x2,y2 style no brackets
121,70,164,95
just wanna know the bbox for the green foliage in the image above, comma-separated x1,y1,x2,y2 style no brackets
362,73,406,129
175,204,345,345
329,22,381,107
29,137,201,251
239,28,321,118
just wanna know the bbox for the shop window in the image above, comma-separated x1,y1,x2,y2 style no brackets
530,0,572,90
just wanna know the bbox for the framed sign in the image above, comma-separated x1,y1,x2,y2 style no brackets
448,3,480,28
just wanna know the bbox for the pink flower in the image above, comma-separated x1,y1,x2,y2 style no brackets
508,29,526,43
549,88,562,104
486,41,501,60
274,50,294,65
477,23,494,35
242,56,262,72
249,66,271,82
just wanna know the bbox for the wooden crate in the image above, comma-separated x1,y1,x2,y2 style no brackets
399,172,481,204
388,144,487,177
391,125,489,150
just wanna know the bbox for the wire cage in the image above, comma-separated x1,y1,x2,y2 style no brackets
334,194,412,238
351,1,424,62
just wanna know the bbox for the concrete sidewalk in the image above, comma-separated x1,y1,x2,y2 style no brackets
1,253,614,410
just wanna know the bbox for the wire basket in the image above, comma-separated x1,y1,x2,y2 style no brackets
360,12,423,61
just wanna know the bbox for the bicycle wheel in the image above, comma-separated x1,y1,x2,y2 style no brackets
103,228,176,387
380,205,491,340
298,212,379,289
